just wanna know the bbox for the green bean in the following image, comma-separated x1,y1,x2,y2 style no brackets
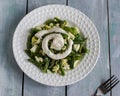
54,17,67,27
43,58,50,73
54,17,62,22
59,61,65,76
81,46,90,53
49,60,55,68
60,21,67,28
70,56,75,69
74,54,84,60
73,34,83,44
32,52,42,57
61,33,68,39
71,27,78,35
24,49,34,59
35,44,41,53
63,26,78,35
27,28,40,49
44,19,56,25
24,49,31,57
63,26,72,33
78,39,87,53
28,59,41,67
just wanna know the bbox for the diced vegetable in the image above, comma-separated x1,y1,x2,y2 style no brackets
62,59,67,64
49,23,54,27
56,23,59,27
32,36,38,45
35,26,42,30
74,60,80,67
36,38,41,44
68,32,75,40
52,65,59,73
35,56,43,62
30,45,38,53
44,25,51,30
61,59,70,70
74,44,80,51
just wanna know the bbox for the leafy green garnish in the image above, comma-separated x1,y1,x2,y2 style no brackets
63,26,78,36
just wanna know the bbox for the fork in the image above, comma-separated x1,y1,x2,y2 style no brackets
94,75,120,96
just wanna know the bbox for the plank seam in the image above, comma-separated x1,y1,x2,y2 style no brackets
65,0,68,96
22,73,24,96
66,0,68,5
26,0,28,14
106,0,112,96
22,0,28,96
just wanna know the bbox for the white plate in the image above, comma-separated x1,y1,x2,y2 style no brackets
13,4,100,86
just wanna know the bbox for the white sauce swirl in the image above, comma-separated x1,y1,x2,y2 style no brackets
35,27,73,60
35,26,67,39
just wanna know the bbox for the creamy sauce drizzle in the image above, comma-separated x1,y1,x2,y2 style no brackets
35,27,73,60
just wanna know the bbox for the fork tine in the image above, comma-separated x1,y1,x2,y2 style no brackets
103,76,116,87
105,80,120,93
105,77,118,89
101,75,115,86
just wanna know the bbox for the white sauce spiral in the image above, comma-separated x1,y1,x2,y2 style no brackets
35,27,73,60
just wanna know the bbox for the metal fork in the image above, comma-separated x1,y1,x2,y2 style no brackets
94,75,120,96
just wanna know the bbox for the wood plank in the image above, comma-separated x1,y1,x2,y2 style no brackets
67,0,110,96
109,0,120,96
28,0,66,12
24,0,66,96
0,0,26,96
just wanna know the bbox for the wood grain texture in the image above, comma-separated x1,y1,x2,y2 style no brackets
0,0,26,96
109,0,120,96
23,0,66,96
28,0,66,12
67,0,110,96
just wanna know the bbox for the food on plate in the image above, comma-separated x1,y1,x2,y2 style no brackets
25,17,89,76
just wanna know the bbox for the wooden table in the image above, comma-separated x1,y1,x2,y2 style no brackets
0,0,120,96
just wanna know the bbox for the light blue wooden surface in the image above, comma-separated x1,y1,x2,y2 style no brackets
0,0,26,96
109,0,120,95
0,0,120,96
67,0,110,96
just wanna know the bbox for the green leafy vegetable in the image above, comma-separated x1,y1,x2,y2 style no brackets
63,26,78,36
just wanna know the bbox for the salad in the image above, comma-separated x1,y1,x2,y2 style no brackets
25,17,89,76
